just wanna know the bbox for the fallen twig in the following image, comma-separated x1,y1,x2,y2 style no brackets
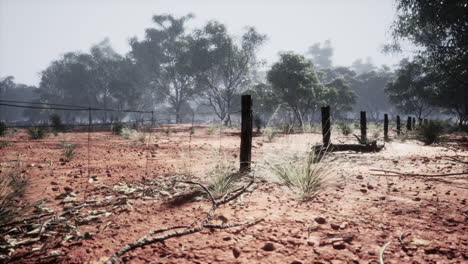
371,169,468,177
379,241,393,264
106,176,260,264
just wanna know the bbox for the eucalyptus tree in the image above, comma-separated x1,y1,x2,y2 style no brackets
191,21,266,125
130,14,201,123
267,52,326,126
306,40,333,69
388,0,468,126
385,59,433,119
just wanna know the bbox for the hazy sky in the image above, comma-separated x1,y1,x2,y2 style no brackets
0,0,410,86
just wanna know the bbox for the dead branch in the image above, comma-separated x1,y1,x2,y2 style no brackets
106,177,260,264
379,241,393,264
370,169,468,177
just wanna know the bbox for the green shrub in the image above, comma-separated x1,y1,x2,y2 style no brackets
280,123,294,134
267,149,333,201
416,121,444,145
27,126,47,139
339,123,353,136
254,115,263,132
61,141,76,161
206,124,218,135
120,127,135,139
0,121,6,137
263,126,276,142
111,122,124,135
50,113,65,134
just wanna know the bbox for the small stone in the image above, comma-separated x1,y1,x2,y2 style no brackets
356,175,363,179
367,185,374,190
232,248,240,258
291,261,302,264
314,217,326,224
307,241,315,246
330,223,340,230
159,190,171,197
51,181,59,185
261,242,276,251
332,241,346,250
223,236,232,241
414,197,421,201
64,186,73,193
360,189,368,193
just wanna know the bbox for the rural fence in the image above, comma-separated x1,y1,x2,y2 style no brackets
1,96,425,183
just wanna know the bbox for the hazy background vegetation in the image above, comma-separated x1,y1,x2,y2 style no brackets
0,0,466,127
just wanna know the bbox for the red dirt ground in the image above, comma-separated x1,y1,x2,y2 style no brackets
1,125,467,264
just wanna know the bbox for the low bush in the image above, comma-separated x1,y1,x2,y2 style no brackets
339,123,353,136
254,115,263,132
263,126,276,142
27,126,47,139
111,122,124,135
0,121,6,137
120,127,136,139
50,113,65,135
416,121,444,145
61,141,76,161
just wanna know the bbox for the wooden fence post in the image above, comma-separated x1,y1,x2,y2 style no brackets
240,95,253,172
384,114,388,140
396,115,401,136
412,117,416,128
360,111,367,143
321,106,331,146
407,116,412,131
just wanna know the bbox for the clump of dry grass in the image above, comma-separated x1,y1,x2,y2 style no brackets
263,148,335,201
206,153,242,198
0,165,32,226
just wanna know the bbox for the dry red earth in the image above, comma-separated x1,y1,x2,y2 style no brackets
1,125,467,264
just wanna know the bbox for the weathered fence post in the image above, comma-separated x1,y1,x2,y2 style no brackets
384,114,389,140
407,116,412,131
396,115,401,136
360,111,367,143
240,95,253,172
151,111,154,127
321,106,331,146
412,117,416,128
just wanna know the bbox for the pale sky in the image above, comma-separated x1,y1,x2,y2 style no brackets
0,0,410,86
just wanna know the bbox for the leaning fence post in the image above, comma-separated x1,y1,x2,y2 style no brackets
407,116,412,131
396,115,401,136
360,111,367,143
384,114,389,141
321,106,331,146
240,95,252,172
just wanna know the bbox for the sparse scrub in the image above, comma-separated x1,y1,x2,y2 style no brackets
263,126,276,142
0,166,32,226
206,124,218,135
163,127,174,137
339,122,353,136
111,122,124,135
416,121,444,145
50,113,65,135
120,127,136,139
61,141,76,161
280,123,294,134
0,140,9,148
0,121,6,137
254,115,263,132
27,126,47,139
207,157,241,198
371,130,381,140
267,149,333,201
